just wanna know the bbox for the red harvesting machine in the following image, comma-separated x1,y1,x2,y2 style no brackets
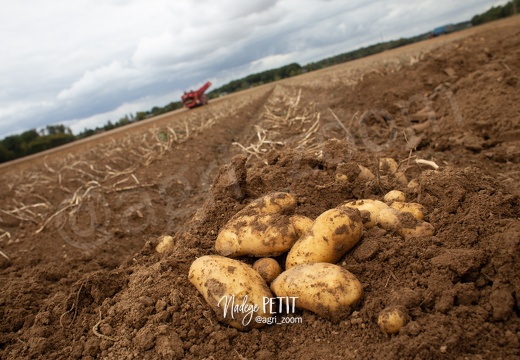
181,81,212,109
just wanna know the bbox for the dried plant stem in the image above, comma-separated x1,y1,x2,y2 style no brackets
92,309,117,342
416,159,439,170
35,204,75,234
111,183,155,192
0,249,9,260
296,114,321,148
328,108,351,139
0,229,11,241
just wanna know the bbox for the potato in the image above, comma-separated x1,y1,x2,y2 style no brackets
399,221,435,238
215,213,298,258
335,173,349,182
407,179,420,192
189,255,273,331
285,207,363,269
376,208,402,232
377,208,434,239
270,262,363,322
390,202,426,221
155,235,175,254
235,192,296,217
289,215,314,238
379,158,408,186
358,165,376,181
379,158,399,175
253,258,282,285
394,171,409,186
378,306,408,334
383,190,406,204
339,199,390,228
336,165,375,183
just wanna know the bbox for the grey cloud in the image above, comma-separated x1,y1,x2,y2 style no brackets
0,0,510,138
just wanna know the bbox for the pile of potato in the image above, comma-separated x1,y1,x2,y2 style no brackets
187,182,435,333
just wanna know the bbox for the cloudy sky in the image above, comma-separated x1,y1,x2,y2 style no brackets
0,0,508,138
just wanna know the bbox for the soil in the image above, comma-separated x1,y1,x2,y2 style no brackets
1,16,519,360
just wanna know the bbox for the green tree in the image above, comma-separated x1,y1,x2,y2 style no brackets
472,0,520,25
25,133,75,155
2,135,23,155
135,111,148,121
0,142,14,162
45,124,72,135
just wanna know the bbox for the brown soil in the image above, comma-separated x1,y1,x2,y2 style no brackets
1,16,519,360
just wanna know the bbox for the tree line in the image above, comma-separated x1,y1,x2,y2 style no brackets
1,0,518,163
471,0,519,26
207,63,303,98
0,125,75,163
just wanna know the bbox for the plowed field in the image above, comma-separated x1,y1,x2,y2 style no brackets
1,16,519,360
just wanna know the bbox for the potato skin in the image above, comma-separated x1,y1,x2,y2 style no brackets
399,221,435,238
235,192,296,217
339,199,389,229
390,202,426,221
253,258,282,285
379,158,408,186
189,255,273,331
289,215,314,238
155,235,174,254
336,165,375,182
378,306,408,334
379,158,398,174
376,208,402,232
270,263,363,322
215,213,298,257
377,208,434,239
358,165,375,181
394,171,409,186
285,207,363,269
383,190,406,204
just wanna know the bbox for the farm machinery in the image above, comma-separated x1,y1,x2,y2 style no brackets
181,81,211,109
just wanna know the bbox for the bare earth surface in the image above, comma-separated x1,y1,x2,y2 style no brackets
1,16,519,360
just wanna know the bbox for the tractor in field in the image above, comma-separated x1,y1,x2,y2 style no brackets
181,81,212,109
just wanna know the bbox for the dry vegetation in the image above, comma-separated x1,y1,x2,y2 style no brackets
0,94,264,255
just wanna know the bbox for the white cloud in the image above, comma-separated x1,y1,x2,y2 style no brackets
57,61,139,101
0,0,512,138
251,54,295,70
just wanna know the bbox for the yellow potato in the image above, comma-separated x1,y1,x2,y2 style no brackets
379,158,408,186
407,179,420,192
189,255,273,331
358,165,376,181
377,208,434,239
335,173,349,182
271,262,363,322
379,158,399,175
289,215,314,238
155,235,175,254
215,213,298,258
399,221,435,238
394,171,409,186
378,306,408,334
285,207,363,269
235,192,296,217
383,190,406,204
390,202,426,221
335,165,375,183
339,199,390,228
376,208,402,232
253,258,282,285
